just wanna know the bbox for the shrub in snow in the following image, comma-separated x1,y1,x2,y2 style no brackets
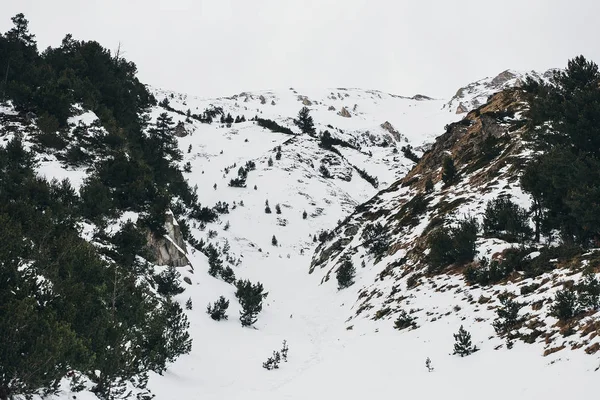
336,259,356,290
281,340,289,362
453,325,478,357
207,296,229,321
272,235,278,246
393,309,417,330
262,351,281,370
483,196,531,242
427,217,478,274
185,297,193,310
492,292,525,336
550,287,580,321
302,210,308,219
275,204,281,214
425,357,434,372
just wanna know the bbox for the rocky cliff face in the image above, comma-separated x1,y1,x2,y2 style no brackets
147,211,190,268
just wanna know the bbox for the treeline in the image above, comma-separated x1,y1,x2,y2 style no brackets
0,14,199,399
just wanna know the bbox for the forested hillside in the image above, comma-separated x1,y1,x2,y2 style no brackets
0,14,195,400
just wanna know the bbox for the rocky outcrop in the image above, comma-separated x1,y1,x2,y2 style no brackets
147,211,190,267
380,121,402,142
298,96,312,106
338,107,351,118
456,102,469,114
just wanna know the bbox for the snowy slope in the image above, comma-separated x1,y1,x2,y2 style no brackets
5,69,594,400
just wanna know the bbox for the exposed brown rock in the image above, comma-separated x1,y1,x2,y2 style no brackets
338,107,351,118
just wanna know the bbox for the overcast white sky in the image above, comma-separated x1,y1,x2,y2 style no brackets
2,0,600,98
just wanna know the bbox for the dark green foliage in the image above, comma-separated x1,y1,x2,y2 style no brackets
294,106,315,135
302,210,308,219
220,266,236,284
441,156,457,186
522,56,600,246
401,144,419,162
354,166,379,188
319,130,356,151
550,288,580,321
262,351,281,370
256,118,294,135
577,271,600,310
206,296,229,321
336,259,356,290
205,244,224,278
185,297,193,310
229,177,246,187
493,293,525,336
268,157,274,167
394,309,417,330
0,133,191,398
453,325,478,357
272,235,278,246
235,280,267,327
425,178,434,193
427,229,454,272
213,201,230,214
275,204,281,214
452,218,479,264
428,218,478,273
483,196,532,242
361,222,389,258
154,266,185,298
280,340,289,362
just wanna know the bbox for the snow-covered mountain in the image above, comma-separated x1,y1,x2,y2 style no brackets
3,67,597,400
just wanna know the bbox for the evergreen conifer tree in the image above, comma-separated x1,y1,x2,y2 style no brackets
441,156,457,186
453,325,478,357
206,296,230,321
294,106,315,135
235,280,267,327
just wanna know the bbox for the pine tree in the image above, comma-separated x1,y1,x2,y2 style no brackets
425,178,434,193
294,106,315,135
577,271,600,310
493,293,525,336
275,204,281,214
441,155,457,186
550,288,579,321
453,325,478,357
148,112,183,162
302,210,308,219
336,259,356,290
235,280,267,327
268,157,273,167
206,296,229,321
272,235,278,246
281,340,289,362
154,266,185,298
6,13,36,46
